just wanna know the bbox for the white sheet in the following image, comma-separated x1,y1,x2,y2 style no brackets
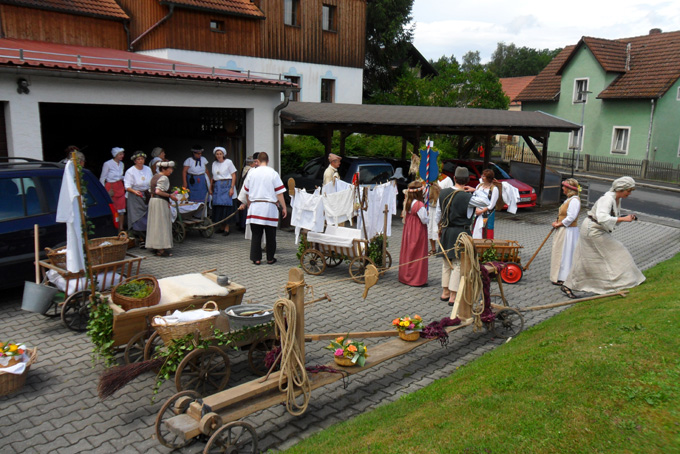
46,269,123,295
157,273,229,306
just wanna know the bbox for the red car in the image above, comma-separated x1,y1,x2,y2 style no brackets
441,159,537,209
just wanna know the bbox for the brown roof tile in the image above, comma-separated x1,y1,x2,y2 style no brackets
579,37,627,72
499,76,536,105
1,0,129,20
159,0,265,19
514,46,575,102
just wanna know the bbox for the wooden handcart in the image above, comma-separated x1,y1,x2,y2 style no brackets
473,239,525,284
37,253,145,332
172,192,214,243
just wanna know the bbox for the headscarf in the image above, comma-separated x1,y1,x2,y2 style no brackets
213,146,226,156
111,147,124,157
610,176,635,192
131,151,147,161
158,161,175,169
151,147,164,158
191,145,204,167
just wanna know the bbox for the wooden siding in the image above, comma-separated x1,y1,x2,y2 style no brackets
126,0,365,68
0,5,127,49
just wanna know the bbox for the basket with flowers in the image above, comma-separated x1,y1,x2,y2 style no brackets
325,336,368,367
392,315,425,341
172,186,190,203
0,341,26,368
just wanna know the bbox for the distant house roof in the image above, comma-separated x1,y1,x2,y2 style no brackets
0,38,292,88
0,0,129,20
159,0,265,19
499,76,535,106
516,29,680,101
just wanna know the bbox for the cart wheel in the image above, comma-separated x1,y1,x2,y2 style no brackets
61,290,91,332
203,421,258,454
124,330,151,364
325,251,343,268
500,262,523,284
492,308,525,339
300,249,326,275
143,330,164,361
200,217,215,238
155,390,200,449
349,256,376,284
172,221,186,243
247,339,279,376
175,346,231,396
43,290,65,319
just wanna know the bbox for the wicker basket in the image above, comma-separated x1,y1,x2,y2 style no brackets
111,275,161,311
0,356,21,369
46,231,129,268
333,355,356,367
398,330,421,342
0,348,37,397
152,301,221,345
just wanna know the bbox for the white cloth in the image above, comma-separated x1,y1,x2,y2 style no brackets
99,159,124,185
124,166,152,191
153,308,219,326
322,188,355,226
357,181,398,239
322,179,353,194
157,273,229,305
243,165,286,228
212,159,237,181
501,181,519,214
415,206,429,224
184,156,209,175
291,188,325,244
433,190,489,225
169,202,205,223
438,176,454,190
56,161,86,273
149,157,162,174
46,269,123,295
550,196,581,283
307,225,362,249
0,345,30,375
471,185,499,239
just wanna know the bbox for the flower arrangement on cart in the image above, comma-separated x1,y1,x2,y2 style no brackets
393,314,425,341
171,186,190,202
325,336,368,367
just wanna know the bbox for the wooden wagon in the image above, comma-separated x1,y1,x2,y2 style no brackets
473,239,524,284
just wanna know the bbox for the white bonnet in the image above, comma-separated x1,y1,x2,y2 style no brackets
111,147,124,157
610,176,636,192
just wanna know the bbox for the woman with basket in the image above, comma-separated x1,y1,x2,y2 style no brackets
147,161,178,257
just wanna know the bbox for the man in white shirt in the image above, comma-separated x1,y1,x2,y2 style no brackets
240,152,287,265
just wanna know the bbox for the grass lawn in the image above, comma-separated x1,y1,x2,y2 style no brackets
284,254,680,454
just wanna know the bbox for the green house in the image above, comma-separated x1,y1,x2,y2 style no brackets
516,29,680,166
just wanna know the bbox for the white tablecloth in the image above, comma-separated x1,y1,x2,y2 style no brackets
170,202,205,223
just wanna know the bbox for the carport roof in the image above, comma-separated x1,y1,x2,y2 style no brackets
0,38,293,88
281,102,580,136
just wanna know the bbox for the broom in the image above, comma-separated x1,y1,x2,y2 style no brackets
98,357,164,399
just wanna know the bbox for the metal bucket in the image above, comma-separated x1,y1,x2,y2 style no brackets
223,304,274,332
21,281,58,314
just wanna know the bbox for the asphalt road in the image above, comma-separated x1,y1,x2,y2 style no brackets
587,181,680,221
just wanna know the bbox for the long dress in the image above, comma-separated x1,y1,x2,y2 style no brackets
184,156,209,202
564,191,645,294
472,184,499,239
212,159,237,227
550,196,581,283
146,175,173,250
124,166,152,231
399,200,429,287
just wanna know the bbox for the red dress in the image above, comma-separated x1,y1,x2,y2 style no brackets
399,200,428,286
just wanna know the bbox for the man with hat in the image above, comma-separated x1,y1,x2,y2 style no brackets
435,166,488,317
100,147,126,232
182,145,212,202
323,153,342,185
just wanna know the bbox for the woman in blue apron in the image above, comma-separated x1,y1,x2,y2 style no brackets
211,146,238,236
182,145,211,202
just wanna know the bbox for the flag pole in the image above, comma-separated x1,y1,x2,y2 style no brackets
71,151,96,297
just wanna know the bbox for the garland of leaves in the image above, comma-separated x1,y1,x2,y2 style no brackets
367,234,388,267
296,236,308,262
87,294,116,367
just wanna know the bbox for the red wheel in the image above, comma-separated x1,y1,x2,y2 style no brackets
500,262,523,284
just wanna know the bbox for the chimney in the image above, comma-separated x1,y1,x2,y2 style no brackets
625,43,631,71
649,28,662,35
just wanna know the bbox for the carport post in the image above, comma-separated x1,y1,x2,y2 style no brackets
538,135,549,205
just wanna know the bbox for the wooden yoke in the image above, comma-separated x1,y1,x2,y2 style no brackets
287,267,306,363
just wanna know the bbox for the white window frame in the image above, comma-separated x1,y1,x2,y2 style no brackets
322,5,337,32
210,20,225,33
285,75,301,101
569,125,585,151
573,78,589,104
610,126,631,155
320,78,335,103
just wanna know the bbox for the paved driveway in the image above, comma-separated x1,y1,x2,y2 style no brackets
1,208,679,453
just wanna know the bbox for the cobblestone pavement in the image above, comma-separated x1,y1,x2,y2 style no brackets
2,207,679,454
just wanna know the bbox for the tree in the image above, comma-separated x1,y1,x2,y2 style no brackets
461,51,482,71
487,42,561,77
364,0,415,102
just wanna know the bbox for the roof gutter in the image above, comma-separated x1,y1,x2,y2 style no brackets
273,89,292,173
129,4,174,51
645,98,656,161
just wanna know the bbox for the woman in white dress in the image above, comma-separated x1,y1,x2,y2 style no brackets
472,169,499,239
147,162,178,257
562,176,645,297
550,178,581,286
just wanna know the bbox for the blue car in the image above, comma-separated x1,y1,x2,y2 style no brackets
0,158,119,289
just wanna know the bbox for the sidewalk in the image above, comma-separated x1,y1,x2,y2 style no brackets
1,210,679,453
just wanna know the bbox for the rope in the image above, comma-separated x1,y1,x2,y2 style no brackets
272,297,311,416
455,233,485,331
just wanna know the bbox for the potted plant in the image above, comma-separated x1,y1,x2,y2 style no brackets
0,341,26,368
325,336,368,367
392,315,425,341
172,186,190,203
0,341,38,396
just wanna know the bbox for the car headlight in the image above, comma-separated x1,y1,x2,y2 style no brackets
531,188,536,194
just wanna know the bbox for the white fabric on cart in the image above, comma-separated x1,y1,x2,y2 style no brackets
55,161,86,273
322,187,355,226
152,308,219,326
357,182,397,239
46,269,123,295
291,188,324,244
307,226,362,249
157,273,228,306
169,202,205,223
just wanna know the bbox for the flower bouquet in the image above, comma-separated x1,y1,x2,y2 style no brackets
392,315,425,341
0,341,37,396
0,341,26,368
325,336,368,367
172,186,190,203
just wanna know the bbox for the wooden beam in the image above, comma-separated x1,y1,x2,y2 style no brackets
521,135,543,162
305,330,398,342
539,135,549,205
339,131,350,157
483,135,492,168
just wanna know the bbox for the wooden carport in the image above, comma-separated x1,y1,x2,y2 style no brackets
280,102,580,204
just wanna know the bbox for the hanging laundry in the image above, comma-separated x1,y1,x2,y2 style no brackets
322,187,355,226
290,188,325,244
322,179,353,194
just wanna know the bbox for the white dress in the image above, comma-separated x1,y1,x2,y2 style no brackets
564,191,645,294
549,196,580,283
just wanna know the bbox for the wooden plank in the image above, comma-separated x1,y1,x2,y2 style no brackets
305,330,398,342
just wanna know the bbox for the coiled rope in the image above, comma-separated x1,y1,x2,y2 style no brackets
272,297,311,416
455,233,485,331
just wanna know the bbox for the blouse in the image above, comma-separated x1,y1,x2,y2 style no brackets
100,159,124,185
124,166,153,191
183,156,209,175
212,159,237,181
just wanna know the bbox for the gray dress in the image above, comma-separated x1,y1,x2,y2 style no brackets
146,175,173,250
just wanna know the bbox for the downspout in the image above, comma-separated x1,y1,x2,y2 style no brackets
129,4,174,51
273,89,292,173
644,98,656,161
123,20,131,51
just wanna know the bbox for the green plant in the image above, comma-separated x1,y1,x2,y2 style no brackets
296,237,308,262
325,336,368,367
115,279,153,299
367,234,388,267
480,245,498,263
87,293,116,367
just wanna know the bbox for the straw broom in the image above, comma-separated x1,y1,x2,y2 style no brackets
98,357,164,399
